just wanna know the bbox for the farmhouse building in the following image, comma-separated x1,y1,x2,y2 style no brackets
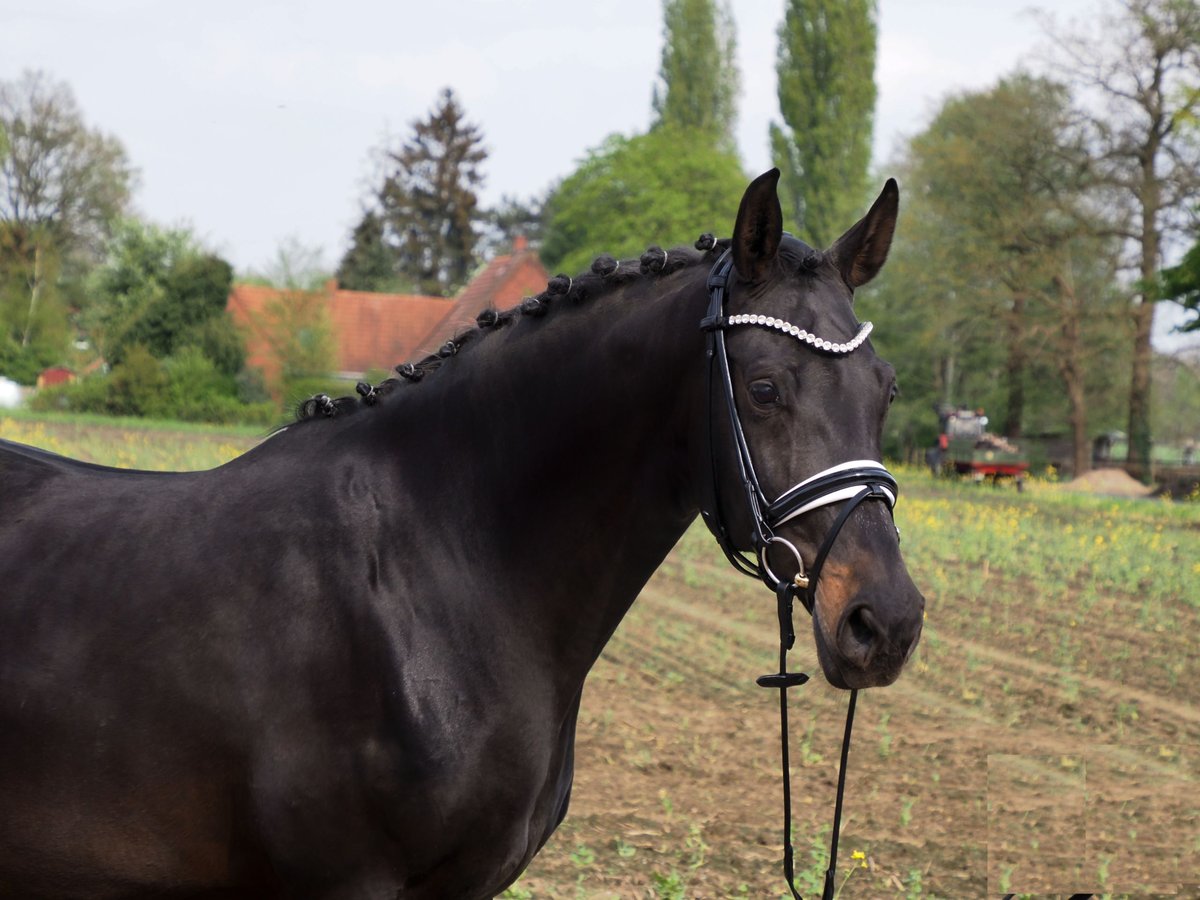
227,239,547,383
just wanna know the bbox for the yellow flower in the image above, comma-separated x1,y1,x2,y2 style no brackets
851,849,868,869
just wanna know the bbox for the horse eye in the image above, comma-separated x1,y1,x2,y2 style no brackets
749,381,780,405
888,383,899,405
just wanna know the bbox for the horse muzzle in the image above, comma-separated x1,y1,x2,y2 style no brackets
810,559,925,689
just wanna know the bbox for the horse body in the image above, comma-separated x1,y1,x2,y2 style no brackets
0,171,923,898
1,274,705,898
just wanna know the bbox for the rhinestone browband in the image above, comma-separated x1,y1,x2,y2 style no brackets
725,315,874,355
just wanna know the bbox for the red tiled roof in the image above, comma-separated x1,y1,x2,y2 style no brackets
226,247,548,382
436,248,549,335
226,283,286,381
331,288,454,374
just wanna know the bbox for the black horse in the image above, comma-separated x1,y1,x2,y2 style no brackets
0,171,923,899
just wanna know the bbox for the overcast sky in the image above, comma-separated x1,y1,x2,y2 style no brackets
3,0,1196,346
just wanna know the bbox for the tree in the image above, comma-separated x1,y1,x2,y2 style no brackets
539,126,746,278
0,70,134,361
0,239,69,383
336,211,395,292
910,77,1108,442
476,193,545,260
1159,237,1200,331
89,219,241,373
243,238,337,392
1040,0,1200,474
650,0,740,150
339,89,487,297
770,0,877,247
255,235,332,293
254,289,336,387
1152,350,1200,448
862,75,1128,473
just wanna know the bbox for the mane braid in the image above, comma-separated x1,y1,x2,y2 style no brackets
293,238,719,423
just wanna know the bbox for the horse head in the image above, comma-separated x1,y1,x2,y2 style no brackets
705,169,924,690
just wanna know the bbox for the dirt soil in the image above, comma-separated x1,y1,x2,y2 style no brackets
512,547,1200,898
1063,467,1156,498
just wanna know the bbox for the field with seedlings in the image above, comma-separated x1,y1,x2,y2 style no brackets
0,411,263,471
512,477,1200,899
4,414,1198,897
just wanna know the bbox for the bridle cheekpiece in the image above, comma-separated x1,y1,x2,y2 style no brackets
700,248,898,608
699,246,901,900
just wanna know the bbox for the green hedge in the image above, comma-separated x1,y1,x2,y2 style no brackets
30,345,278,427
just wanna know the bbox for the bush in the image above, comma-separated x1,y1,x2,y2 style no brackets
30,376,107,413
106,345,170,416
180,316,246,376
235,366,271,404
30,344,282,427
163,346,235,408
170,393,279,427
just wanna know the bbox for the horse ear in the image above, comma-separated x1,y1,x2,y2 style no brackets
732,169,783,282
828,178,899,289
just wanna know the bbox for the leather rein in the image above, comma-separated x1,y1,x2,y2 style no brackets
698,248,899,900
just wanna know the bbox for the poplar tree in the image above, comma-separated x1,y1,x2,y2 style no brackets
650,0,740,150
770,0,877,247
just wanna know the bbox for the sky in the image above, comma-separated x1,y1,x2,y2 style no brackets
2,0,1196,346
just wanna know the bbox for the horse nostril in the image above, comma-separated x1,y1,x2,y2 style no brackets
840,606,878,668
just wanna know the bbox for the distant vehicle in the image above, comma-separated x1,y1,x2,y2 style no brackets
928,404,1029,490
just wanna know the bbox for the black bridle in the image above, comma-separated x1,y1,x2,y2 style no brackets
698,248,899,900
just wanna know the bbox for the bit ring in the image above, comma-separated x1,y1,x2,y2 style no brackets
761,535,810,591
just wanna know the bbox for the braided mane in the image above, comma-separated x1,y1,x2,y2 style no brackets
295,235,729,422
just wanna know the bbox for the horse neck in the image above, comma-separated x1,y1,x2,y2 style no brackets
375,266,710,687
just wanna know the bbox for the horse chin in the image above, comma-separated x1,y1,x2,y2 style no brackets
810,618,915,691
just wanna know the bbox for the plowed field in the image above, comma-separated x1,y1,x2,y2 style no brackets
510,477,1199,898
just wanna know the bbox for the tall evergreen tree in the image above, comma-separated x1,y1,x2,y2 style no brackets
650,0,740,150
339,89,487,297
336,211,395,292
770,0,877,248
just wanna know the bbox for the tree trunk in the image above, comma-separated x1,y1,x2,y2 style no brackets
21,242,44,349
1003,292,1026,438
1127,153,1160,483
938,351,956,407
1053,274,1089,478
1127,298,1155,479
